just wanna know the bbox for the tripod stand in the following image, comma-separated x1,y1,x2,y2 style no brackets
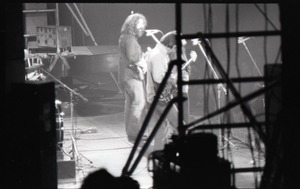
238,37,265,164
41,69,93,166
238,36,264,91
192,39,238,150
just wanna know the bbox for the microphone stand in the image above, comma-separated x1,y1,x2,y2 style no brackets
145,30,163,44
41,69,93,166
239,38,264,89
239,38,265,163
193,40,237,150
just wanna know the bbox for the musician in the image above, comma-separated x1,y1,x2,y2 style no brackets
118,12,148,142
146,31,181,151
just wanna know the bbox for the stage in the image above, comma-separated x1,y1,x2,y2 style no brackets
56,77,265,189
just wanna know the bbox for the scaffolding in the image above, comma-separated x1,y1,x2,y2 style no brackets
121,3,282,189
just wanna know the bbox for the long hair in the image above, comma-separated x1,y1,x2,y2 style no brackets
120,13,147,35
161,31,190,73
160,31,177,49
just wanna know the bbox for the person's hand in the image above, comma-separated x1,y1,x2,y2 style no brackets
168,76,177,86
136,57,147,73
182,70,189,81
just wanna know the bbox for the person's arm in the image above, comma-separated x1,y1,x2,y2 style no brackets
126,36,147,73
152,54,176,86
126,37,142,64
151,54,166,84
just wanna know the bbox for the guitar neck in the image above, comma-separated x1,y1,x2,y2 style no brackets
181,58,193,70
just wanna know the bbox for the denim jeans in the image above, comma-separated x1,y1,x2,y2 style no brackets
152,102,179,151
123,78,146,140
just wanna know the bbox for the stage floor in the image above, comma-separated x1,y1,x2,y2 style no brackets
56,89,265,189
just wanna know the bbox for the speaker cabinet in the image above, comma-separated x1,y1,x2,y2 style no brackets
57,160,76,179
7,81,57,189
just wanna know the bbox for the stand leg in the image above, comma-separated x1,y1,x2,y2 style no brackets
109,71,123,93
48,55,59,71
69,91,94,166
217,86,237,150
219,134,239,150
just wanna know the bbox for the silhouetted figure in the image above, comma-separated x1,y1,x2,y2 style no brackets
116,175,140,189
81,168,140,189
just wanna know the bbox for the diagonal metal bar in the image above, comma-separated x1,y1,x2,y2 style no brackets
73,3,98,46
186,77,280,135
58,54,70,70
187,122,266,134
127,97,180,176
48,55,59,71
194,33,267,144
65,3,89,36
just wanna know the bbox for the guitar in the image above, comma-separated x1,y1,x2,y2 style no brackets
159,51,197,103
129,52,149,81
129,64,145,80
130,31,161,81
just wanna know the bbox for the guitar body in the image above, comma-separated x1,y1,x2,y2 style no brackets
157,51,197,104
159,84,177,103
128,50,151,81
129,64,144,80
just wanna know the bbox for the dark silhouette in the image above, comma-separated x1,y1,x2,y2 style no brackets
81,168,140,189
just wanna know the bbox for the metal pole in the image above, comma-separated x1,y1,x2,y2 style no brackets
65,3,89,36
175,3,185,136
240,40,262,77
73,3,98,46
55,3,60,54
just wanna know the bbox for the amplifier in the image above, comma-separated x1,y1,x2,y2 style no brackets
36,25,72,49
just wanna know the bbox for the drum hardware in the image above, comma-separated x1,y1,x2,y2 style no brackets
192,39,232,151
41,68,92,166
190,37,265,162
26,71,46,81
55,99,64,150
24,50,46,81
25,64,44,72
238,36,266,164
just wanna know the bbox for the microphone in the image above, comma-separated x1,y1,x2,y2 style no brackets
238,37,253,44
191,38,210,46
191,39,200,46
181,39,187,46
145,29,161,36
